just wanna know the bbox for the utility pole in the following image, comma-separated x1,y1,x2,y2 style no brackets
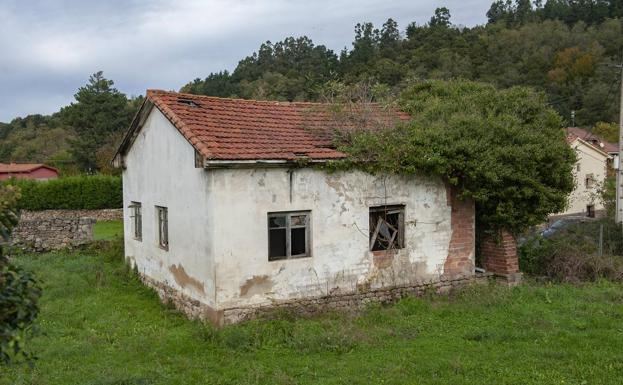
616,64,623,223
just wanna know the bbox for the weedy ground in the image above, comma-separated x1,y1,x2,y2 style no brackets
2,238,623,385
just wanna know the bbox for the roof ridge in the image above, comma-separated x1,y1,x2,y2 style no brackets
147,89,386,107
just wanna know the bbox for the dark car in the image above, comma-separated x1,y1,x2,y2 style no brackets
540,216,591,238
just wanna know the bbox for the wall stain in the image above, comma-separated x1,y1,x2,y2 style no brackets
240,275,273,298
169,264,205,294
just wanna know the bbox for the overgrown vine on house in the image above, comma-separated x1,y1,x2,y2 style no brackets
329,79,577,236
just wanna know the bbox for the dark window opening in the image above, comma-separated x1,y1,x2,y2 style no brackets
369,205,405,251
268,212,310,261
130,201,142,241
587,204,595,218
156,206,168,250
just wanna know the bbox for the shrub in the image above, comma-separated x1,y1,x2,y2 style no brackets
0,185,41,365
4,175,122,210
519,219,623,282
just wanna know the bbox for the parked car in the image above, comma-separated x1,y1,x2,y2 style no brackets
540,216,592,239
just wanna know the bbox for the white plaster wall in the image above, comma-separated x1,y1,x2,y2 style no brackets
562,140,609,216
209,168,454,310
122,108,216,307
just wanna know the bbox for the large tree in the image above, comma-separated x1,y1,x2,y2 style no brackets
339,80,576,235
60,72,134,172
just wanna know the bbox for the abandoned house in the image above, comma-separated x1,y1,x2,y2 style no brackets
113,90,513,326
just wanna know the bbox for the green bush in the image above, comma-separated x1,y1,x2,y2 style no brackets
519,219,623,282
4,175,122,210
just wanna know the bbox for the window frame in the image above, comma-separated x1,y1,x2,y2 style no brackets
129,201,142,241
369,205,405,251
267,211,311,261
156,206,169,250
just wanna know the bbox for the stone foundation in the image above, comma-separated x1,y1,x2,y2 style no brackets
11,217,96,252
140,271,492,327
20,209,123,222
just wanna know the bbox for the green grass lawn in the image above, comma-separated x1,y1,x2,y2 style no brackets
3,243,623,385
93,220,123,241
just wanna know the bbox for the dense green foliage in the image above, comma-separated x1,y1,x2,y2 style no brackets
0,73,140,174
4,176,122,210
183,2,623,130
2,245,623,383
60,72,139,173
338,80,576,234
0,185,41,365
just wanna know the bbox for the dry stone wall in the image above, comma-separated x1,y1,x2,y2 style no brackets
19,209,122,221
10,208,120,252
12,217,96,252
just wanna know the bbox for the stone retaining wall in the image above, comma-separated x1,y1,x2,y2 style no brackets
19,209,123,222
140,272,493,327
12,217,96,252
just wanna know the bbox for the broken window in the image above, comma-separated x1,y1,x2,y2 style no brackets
156,206,168,250
130,201,142,241
268,211,310,261
369,205,405,251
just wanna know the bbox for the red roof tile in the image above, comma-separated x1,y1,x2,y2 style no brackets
135,90,410,162
566,127,618,154
0,163,56,173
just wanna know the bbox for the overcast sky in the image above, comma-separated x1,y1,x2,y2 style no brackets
0,0,492,122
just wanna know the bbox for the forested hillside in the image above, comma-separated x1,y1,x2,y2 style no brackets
1,0,622,173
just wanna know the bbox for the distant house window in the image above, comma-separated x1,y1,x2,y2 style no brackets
576,163,581,172
156,206,168,250
585,173,596,188
130,202,142,240
369,205,405,251
587,204,595,218
268,211,310,261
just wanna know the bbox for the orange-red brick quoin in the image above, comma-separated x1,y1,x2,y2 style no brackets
443,187,475,278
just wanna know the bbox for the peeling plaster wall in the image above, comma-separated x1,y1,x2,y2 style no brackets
210,168,461,310
122,108,216,308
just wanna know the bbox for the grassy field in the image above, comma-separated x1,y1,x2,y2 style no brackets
3,242,623,385
93,220,123,241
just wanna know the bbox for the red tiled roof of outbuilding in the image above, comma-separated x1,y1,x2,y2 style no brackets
566,127,618,154
124,90,410,162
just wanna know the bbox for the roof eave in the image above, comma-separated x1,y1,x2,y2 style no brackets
112,99,155,169
203,158,342,169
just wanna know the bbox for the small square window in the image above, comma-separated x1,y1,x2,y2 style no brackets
268,211,310,261
156,206,168,250
587,204,595,218
369,205,405,251
130,201,142,241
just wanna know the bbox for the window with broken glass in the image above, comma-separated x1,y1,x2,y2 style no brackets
130,201,142,240
369,205,405,251
156,206,168,250
268,211,310,261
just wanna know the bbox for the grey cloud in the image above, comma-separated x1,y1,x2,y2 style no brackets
0,0,490,121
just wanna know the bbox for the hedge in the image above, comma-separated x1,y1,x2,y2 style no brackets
4,175,122,210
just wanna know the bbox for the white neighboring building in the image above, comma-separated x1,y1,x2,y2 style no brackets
113,90,478,326
560,128,612,218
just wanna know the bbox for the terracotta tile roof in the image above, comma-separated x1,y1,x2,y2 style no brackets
566,127,618,154
0,163,56,173
142,90,410,162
